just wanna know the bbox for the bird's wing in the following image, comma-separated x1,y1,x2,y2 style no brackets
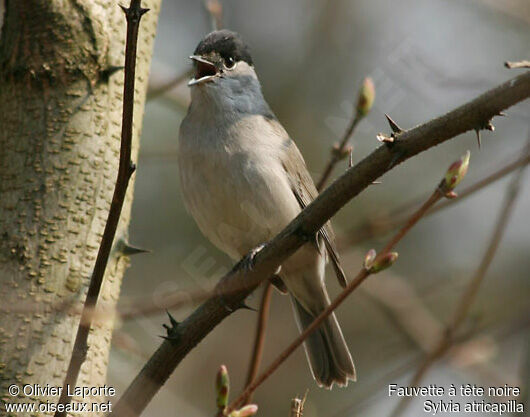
280,136,348,288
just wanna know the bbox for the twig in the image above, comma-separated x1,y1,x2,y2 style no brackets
317,114,362,191
290,391,308,417
333,312,530,417
505,60,530,69
112,71,530,417
146,68,193,101
389,155,527,417
226,170,454,413
54,2,147,416
119,286,211,319
204,0,223,30
244,282,273,404
316,77,374,191
338,149,530,248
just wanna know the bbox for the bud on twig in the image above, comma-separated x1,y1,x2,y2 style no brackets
216,365,229,410
442,150,470,194
229,404,259,417
363,249,377,269
356,77,375,117
332,143,353,160
368,252,399,274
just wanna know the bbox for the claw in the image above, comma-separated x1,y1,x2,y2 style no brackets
241,243,266,272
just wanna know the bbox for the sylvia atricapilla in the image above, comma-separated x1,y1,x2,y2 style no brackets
177,30,355,388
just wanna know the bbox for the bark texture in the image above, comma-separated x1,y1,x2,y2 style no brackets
0,1,160,415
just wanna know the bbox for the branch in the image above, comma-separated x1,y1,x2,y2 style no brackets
243,282,273,404
316,77,374,191
115,148,529,322
389,153,527,417
338,148,530,248
54,2,147,416
146,68,192,101
225,150,471,412
112,71,530,417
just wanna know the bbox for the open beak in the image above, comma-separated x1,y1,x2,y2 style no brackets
188,55,218,86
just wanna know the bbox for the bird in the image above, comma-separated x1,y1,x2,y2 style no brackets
177,29,355,388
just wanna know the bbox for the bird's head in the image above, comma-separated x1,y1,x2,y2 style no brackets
188,29,256,88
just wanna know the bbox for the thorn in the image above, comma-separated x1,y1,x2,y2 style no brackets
444,191,458,199
122,243,151,255
120,2,149,21
99,65,124,82
498,111,507,117
484,121,495,131
348,147,354,168
385,114,404,134
129,161,136,176
376,133,394,144
162,311,180,341
237,302,257,312
372,180,382,185
166,310,179,328
475,129,481,149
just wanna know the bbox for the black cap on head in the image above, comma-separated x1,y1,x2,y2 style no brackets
194,29,253,66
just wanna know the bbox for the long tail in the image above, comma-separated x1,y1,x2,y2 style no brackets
291,296,356,388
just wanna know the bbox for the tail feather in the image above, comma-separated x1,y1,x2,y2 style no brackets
291,296,356,388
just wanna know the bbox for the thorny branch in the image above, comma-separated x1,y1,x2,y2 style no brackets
337,149,530,248
389,149,528,417
112,71,530,417
225,151,471,412
54,1,148,416
228,155,467,411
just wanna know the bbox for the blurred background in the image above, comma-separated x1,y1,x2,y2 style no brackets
109,0,530,416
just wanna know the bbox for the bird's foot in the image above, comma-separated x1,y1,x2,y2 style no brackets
241,243,266,272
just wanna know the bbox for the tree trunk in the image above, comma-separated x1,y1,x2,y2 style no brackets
0,1,160,415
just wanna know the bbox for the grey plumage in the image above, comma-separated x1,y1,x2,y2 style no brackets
178,30,355,388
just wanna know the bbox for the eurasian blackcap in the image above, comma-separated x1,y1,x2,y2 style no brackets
178,30,355,388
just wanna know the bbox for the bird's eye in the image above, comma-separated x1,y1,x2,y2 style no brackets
224,56,236,69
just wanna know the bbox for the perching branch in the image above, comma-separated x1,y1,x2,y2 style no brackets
112,71,530,417
54,2,148,416
114,148,528,320
226,152,470,412
389,152,527,417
